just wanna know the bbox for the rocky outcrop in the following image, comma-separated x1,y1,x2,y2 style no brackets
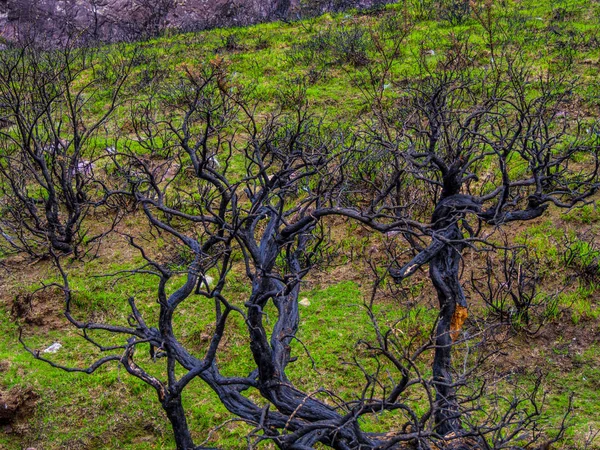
0,0,390,44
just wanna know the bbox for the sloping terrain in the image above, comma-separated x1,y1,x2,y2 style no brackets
1,1,600,449
0,0,388,42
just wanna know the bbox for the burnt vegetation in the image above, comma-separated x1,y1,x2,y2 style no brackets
0,41,132,258
2,4,600,450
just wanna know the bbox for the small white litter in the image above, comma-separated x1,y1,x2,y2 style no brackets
43,343,62,353
208,155,220,168
299,298,310,307
71,160,95,177
198,275,214,290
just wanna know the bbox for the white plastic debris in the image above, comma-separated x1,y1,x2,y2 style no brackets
299,298,311,307
208,155,220,168
42,343,62,353
198,275,214,290
71,160,95,177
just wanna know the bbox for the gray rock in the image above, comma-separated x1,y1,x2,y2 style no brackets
0,0,391,44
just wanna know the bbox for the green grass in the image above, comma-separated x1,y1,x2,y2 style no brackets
3,0,600,448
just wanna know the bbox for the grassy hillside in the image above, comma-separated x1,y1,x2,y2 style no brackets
2,0,600,448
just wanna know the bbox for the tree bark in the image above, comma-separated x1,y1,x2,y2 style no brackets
429,222,465,435
162,394,196,450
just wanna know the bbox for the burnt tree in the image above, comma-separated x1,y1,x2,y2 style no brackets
361,49,600,434
0,40,133,258
15,36,591,450
20,62,458,450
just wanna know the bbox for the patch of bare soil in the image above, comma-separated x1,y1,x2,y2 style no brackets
486,318,600,380
526,318,600,370
0,255,57,318
0,386,39,434
9,287,67,332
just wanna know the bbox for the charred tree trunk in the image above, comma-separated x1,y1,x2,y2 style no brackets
390,194,477,435
162,393,196,450
429,222,465,435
